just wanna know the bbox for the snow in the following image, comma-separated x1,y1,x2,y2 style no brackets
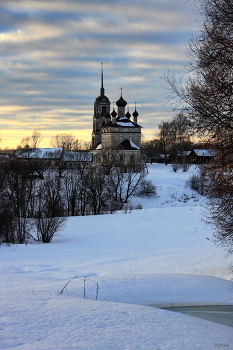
1,164,233,350
193,149,214,157
129,140,140,149
15,147,63,158
116,121,134,127
62,150,92,162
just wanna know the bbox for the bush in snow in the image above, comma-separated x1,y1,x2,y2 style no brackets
32,216,66,243
186,167,208,195
137,179,157,197
181,162,191,172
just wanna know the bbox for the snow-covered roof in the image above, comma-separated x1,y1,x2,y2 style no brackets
159,154,170,158
129,140,140,150
0,154,10,159
116,121,135,127
115,139,141,151
115,116,136,127
193,149,214,157
181,151,191,156
96,144,102,150
15,148,63,159
62,151,92,162
102,115,140,129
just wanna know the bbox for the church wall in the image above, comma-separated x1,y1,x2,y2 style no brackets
101,127,141,150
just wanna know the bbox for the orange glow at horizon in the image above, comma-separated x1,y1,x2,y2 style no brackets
0,128,155,150
0,129,92,149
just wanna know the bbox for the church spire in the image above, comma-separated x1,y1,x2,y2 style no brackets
100,62,105,96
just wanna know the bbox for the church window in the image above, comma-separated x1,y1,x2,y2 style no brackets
102,106,106,116
130,154,134,162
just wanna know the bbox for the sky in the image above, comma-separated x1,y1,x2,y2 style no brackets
0,0,201,149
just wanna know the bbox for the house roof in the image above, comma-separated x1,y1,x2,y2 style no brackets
62,151,92,162
15,148,63,159
144,152,161,158
192,149,215,157
159,154,170,158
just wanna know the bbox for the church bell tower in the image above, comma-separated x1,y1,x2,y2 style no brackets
92,63,111,148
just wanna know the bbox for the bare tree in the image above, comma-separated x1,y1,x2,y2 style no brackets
101,149,123,175
50,133,80,151
62,169,80,216
31,173,67,243
86,166,108,215
158,121,174,165
107,163,147,204
0,159,37,243
166,0,233,252
170,113,193,160
18,130,43,150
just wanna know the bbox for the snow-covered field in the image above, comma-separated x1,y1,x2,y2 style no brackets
1,164,233,350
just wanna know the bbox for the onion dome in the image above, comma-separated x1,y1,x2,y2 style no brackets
133,109,139,118
116,94,127,108
125,110,131,119
111,109,117,117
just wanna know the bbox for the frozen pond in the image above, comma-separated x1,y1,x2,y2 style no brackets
159,305,233,328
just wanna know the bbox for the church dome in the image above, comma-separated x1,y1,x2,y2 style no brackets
116,95,127,107
111,109,117,117
96,95,110,102
125,111,131,119
133,109,139,117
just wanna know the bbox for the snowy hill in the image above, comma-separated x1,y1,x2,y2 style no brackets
1,164,233,350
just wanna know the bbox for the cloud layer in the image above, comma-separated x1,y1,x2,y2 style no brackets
0,0,199,148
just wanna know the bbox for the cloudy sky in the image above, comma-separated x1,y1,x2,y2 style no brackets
0,0,200,148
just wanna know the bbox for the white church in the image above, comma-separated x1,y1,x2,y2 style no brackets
91,65,142,165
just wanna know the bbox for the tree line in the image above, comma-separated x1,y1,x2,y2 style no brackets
141,112,210,165
0,154,155,244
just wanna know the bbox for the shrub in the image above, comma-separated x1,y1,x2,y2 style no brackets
137,179,157,197
186,167,208,195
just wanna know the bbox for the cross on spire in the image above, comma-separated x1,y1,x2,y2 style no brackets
120,87,123,96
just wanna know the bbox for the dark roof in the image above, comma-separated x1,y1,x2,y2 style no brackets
144,152,161,158
102,117,141,129
96,94,110,102
191,149,215,157
114,139,140,151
